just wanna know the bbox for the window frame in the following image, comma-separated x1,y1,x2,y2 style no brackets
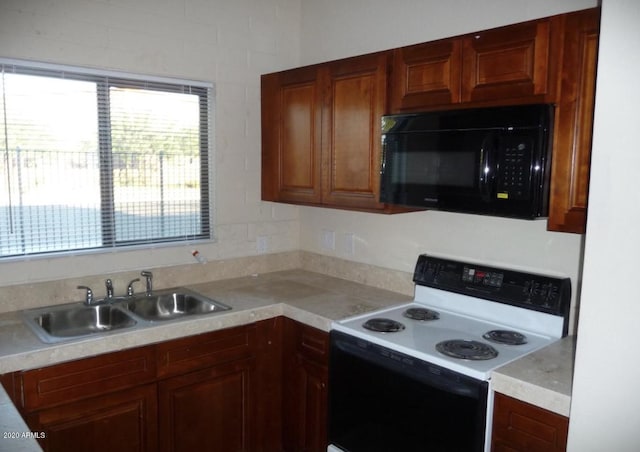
0,58,214,259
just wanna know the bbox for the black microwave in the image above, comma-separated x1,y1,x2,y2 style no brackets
380,104,554,219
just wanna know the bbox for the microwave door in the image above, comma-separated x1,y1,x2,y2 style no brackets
381,130,490,210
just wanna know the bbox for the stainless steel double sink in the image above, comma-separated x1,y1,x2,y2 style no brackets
22,288,232,343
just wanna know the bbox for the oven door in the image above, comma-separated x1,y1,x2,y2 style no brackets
328,331,488,452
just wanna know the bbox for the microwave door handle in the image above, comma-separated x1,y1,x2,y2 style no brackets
479,134,494,202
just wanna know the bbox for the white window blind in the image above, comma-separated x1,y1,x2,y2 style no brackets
0,61,211,258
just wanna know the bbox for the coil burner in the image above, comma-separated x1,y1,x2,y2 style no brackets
362,318,406,333
403,307,440,321
482,330,528,345
436,339,499,361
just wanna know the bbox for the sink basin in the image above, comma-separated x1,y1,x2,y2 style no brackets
22,288,231,344
120,289,231,321
23,304,138,343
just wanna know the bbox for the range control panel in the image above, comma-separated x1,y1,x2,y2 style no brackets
413,254,571,318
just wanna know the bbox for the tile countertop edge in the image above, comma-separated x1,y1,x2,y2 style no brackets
0,304,286,375
491,335,576,417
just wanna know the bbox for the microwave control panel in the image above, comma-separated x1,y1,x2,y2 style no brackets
413,254,570,320
496,136,534,201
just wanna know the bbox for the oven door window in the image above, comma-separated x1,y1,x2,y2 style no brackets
329,332,488,452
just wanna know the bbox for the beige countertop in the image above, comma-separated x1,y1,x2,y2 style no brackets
0,270,411,374
0,268,575,448
491,335,576,417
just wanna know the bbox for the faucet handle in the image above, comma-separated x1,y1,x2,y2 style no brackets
77,285,94,305
140,270,153,296
126,278,140,297
105,278,114,299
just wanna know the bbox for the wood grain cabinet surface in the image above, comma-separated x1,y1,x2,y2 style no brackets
282,318,330,452
25,384,158,452
492,392,569,452
391,17,560,112
390,39,462,111
460,17,560,104
262,65,323,205
262,51,404,213
158,357,256,452
548,7,600,233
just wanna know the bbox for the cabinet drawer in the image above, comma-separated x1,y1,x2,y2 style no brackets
156,325,255,379
284,319,329,366
19,345,156,412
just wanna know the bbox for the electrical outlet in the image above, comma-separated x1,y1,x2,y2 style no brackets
343,233,355,255
321,229,335,250
257,236,268,253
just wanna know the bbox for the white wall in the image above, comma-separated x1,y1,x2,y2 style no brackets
297,0,595,330
0,0,302,285
300,0,598,64
568,1,640,450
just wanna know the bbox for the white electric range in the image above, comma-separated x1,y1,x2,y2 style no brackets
328,254,571,452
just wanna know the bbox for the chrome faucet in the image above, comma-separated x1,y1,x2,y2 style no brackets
127,278,140,297
77,285,94,305
140,271,153,296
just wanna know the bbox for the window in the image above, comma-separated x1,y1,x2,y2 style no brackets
0,60,211,258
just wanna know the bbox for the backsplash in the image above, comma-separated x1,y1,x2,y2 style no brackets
0,251,414,314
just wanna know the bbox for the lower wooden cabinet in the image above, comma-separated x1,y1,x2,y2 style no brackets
158,358,256,452
3,322,281,452
2,318,333,452
492,392,569,452
282,318,330,452
25,384,158,452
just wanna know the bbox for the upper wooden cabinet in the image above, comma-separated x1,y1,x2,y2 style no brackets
390,39,462,111
391,16,561,112
261,7,600,232
461,18,560,104
262,65,323,205
262,51,394,212
548,8,600,233
321,53,388,210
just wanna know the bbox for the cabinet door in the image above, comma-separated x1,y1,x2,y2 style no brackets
492,392,568,452
547,8,600,233
262,66,323,204
462,18,559,104
285,356,328,452
282,319,329,452
158,358,256,452
390,39,462,111
25,384,158,452
321,52,389,210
